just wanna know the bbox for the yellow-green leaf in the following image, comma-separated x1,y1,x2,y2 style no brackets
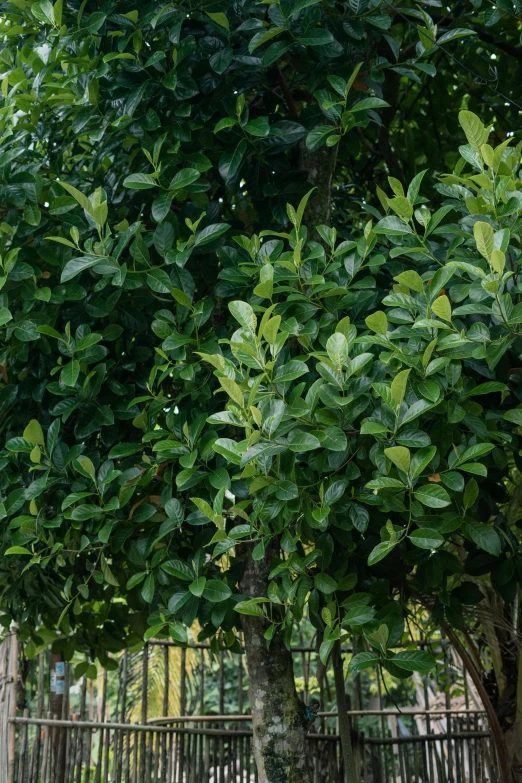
58,181,93,215
335,316,351,337
384,446,411,474
394,270,424,293
79,456,96,477
388,196,413,221
390,369,411,406
219,377,245,407
459,110,489,151
473,221,494,261
205,11,229,29
191,497,214,519
262,316,280,344
23,419,45,446
100,554,119,586
480,143,494,169
490,249,505,275
171,288,192,309
253,263,273,300
431,295,452,322
365,311,388,335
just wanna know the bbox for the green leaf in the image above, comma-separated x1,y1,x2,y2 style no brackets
473,221,494,261
23,419,45,446
141,573,155,603
229,300,257,331
390,369,410,406
123,173,157,190
344,605,375,626
431,295,452,322
348,652,380,673
409,528,444,549
100,554,119,586
194,223,230,247
287,430,321,452
189,576,207,597
202,580,232,602
170,288,192,309
126,572,147,590
384,446,410,474
214,118,236,133
162,559,194,581
459,110,488,150
365,311,388,335
169,168,200,191
61,360,80,388
414,484,451,508
243,117,270,137
234,598,268,616
169,622,188,644
466,523,501,555
504,409,522,425
6,546,31,555
316,426,347,452
437,28,476,44
326,332,348,366
350,97,390,112
205,11,229,29
392,650,435,672
299,29,334,46
314,573,337,594
368,540,397,566
144,623,164,642
58,181,92,214
61,255,105,283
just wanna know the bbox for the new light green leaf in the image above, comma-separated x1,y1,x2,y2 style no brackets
473,221,494,261
365,311,388,335
23,419,45,446
390,369,410,406
384,446,410,474
431,295,452,322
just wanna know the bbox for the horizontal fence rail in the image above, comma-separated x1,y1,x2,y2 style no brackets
3,634,500,783
9,714,497,783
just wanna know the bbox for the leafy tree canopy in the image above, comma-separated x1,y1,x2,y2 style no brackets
0,0,522,689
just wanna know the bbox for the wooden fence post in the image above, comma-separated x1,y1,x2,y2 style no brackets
7,632,18,783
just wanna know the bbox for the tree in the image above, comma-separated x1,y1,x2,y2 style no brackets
2,1,522,781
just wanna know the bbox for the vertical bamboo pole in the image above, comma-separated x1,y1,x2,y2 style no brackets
237,657,243,716
17,708,29,783
161,647,169,783
332,640,357,783
75,678,87,783
7,633,18,783
200,649,205,717
139,646,148,783
94,672,106,783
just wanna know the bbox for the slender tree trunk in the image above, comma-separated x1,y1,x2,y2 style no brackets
332,641,359,783
443,623,512,783
238,543,312,783
298,144,338,236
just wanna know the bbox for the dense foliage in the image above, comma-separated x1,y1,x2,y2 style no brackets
0,0,521,740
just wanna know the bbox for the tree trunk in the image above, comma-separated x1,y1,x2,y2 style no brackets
443,623,512,783
332,640,359,783
238,543,312,783
298,144,338,236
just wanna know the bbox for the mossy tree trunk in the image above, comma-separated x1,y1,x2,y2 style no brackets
239,543,311,783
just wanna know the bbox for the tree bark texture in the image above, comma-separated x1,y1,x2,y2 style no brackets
332,640,359,783
239,543,311,783
298,143,338,235
442,623,512,783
